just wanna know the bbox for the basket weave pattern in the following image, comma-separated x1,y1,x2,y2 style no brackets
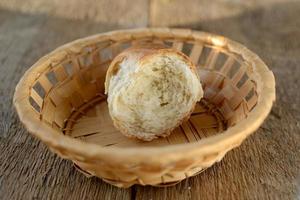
14,28,275,187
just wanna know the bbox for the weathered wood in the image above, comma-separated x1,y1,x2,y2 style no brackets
137,1,300,199
0,9,135,200
1,0,300,199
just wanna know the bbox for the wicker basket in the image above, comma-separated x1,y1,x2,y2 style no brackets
13,28,275,188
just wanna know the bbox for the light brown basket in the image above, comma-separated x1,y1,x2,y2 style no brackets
14,28,275,188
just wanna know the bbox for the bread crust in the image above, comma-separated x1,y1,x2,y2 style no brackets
105,44,202,141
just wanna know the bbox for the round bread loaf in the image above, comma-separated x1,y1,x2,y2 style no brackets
105,44,203,141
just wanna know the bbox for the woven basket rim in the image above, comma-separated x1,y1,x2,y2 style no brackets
13,28,275,162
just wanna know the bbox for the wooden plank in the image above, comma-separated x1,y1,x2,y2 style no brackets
0,9,134,200
1,0,300,199
136,0,300,199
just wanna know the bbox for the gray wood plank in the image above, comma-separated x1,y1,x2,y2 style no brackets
0,9,134,200
0,0,300,199
135,1,300,200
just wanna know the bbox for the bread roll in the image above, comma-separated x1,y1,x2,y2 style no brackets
105,44,203,141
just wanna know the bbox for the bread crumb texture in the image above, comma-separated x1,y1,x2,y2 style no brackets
106,50,203,141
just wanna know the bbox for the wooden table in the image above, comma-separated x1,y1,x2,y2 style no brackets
0,1,299,199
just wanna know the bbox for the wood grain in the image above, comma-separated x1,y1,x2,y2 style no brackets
1,0,300,199
141,1,300,199
0,8,136,200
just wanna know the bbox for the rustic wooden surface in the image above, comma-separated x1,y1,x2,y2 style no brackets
0,0,300,199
